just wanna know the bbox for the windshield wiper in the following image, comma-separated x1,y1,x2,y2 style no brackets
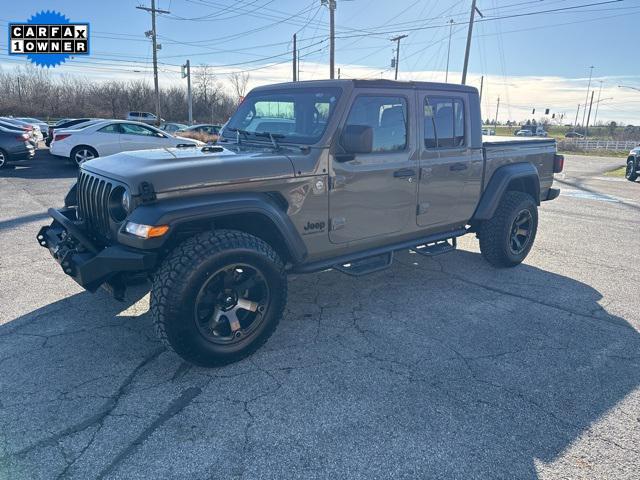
226,127,249,145
254,131,285,150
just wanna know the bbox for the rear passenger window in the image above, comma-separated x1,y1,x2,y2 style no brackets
98,124,121,134
424,97,465,148
345,95,407,152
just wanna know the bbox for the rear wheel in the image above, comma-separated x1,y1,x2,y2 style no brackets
626,158,638,182
70,145,98,166
0,149,7,169
151,229,287,367
479,191,538,268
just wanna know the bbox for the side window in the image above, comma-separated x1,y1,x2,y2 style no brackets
424,97,466,148
345,95,407,152
98,124,121,134
121,123,158,136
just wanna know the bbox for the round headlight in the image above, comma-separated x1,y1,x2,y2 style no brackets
121,189,131,213
109,187,130,222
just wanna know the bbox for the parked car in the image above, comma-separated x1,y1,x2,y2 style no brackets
38,79,563,366
125,111,163,125
626,146,639,182
515,129,533,137
49,119,203,165
176,124,222,142
0,119,38,146
0,125,36,168
1,117,44,143
46,118,103,146
482,128,496,135
160,122,188,134
17,117,50,139
516,126,547,137
565,131,584,138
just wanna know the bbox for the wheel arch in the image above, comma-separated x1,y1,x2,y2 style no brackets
120,192,307,265
471,163,540,221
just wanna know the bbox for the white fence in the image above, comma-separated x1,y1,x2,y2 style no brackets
558,139,639,152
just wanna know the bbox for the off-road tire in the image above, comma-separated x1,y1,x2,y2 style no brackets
626,158,638,182
479,191,538,268
151,229,287,367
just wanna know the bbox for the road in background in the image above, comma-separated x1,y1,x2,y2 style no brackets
0,152,639,479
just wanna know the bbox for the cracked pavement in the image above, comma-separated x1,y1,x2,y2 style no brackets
0,151,639,479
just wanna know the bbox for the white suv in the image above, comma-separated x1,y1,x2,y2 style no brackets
125,111,162,125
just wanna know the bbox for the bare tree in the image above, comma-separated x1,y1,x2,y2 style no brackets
228,71,250,101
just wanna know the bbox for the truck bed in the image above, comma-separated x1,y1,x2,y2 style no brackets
482,136,557,200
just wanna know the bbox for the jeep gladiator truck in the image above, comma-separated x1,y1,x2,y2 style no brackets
37,79,563,366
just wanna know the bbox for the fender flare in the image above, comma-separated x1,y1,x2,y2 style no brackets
472,163,540,221
118,192,307,263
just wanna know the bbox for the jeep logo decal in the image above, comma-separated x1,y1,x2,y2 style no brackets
303,221,325,232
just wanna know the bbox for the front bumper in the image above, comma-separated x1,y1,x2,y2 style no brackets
37,207,157,293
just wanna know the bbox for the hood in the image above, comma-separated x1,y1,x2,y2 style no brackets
82,145,296,195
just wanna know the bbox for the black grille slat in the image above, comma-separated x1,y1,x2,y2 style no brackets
77,171,114,241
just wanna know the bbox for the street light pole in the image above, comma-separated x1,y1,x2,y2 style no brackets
136,0,170,126
391,34,408,80
581,66,594,128
445,19,454,83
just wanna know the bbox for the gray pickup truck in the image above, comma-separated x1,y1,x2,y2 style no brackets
37,79,563,366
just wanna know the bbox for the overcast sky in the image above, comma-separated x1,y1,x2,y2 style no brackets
2,0,640,124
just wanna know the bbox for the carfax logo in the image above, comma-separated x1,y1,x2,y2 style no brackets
8,10,89,67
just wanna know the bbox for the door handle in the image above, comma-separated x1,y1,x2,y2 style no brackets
393,168,416,178
449,162,468,171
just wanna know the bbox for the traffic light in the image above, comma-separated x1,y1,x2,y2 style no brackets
545,108,550,115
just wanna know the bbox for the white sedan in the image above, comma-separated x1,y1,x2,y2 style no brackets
49,120,203,165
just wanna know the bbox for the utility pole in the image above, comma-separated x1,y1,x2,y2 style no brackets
292,33,297,82
137,0,170,126
461,0,483,85
494,96,500,129
445,19,454,83
593,80,603,127
297,49,301,80
181,60,192,125
323,0,336,79
338,67,341,79
479,75,484,102
581,65,594,128
585,90,595,138
574,104,581,128
391,34,408,80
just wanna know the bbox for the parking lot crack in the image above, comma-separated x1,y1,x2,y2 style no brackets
4,347,164,460
96,385,202,479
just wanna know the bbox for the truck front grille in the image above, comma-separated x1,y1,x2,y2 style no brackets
77,171,113,239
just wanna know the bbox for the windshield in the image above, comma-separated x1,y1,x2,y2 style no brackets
222,87,342,145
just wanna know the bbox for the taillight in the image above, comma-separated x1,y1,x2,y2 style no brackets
23,125,33,131
54,133,71,141
17,133,29,141
553,154,564,173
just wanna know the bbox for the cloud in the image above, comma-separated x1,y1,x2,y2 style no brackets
2,58,639,124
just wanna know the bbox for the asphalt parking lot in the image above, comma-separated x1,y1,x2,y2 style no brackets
1,150,639,479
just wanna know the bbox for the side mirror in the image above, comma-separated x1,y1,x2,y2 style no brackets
341,124,373,155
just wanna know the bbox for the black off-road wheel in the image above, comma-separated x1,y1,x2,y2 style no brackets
479,191,538,268
151,229,287,367
626,158,638,182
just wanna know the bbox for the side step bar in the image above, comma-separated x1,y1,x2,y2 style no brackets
412,238,456,257
333,252,393,277
292,228,466,275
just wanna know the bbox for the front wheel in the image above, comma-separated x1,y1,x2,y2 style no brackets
151,229,287,367
479,191,538,268
0,148,7,169
626,158,638,182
